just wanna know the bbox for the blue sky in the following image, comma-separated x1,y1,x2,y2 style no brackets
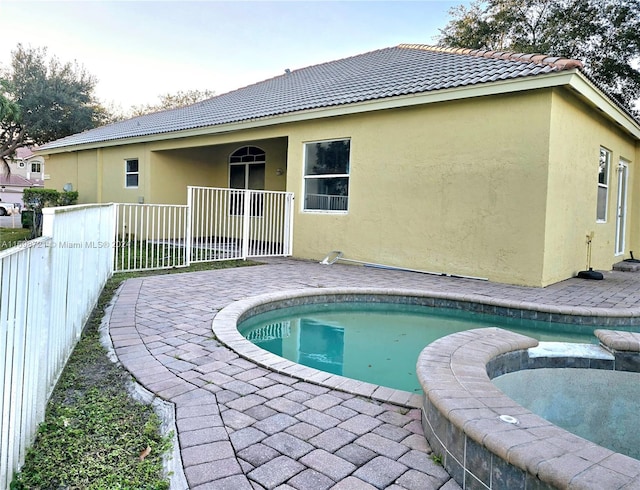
0,1,471,113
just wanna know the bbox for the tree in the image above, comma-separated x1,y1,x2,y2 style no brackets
438,0,640,114
130,89,215,116
0,44,111,174
0,82,22,177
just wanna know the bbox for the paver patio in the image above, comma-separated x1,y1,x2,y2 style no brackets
106,258,640,489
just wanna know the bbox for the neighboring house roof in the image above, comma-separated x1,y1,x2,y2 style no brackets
38,44,638,151
0,174,40,187
9,147,43,164
15,147,36,159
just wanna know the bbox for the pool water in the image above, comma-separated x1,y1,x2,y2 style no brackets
493,369,640,460
238,301,636,393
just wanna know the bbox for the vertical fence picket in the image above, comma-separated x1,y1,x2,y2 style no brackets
112,204,188,273
186,187,194,264
183,187,293,263
0,204,114,488
1,189,294,486
0,255,17,490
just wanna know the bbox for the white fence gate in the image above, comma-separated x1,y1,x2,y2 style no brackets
188,186,294,263
114,187,294,272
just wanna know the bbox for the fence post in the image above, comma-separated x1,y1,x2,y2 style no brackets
41,207,55,237
109,204,117,275
285,193,294,256
241,190,251,259
186,187,193,267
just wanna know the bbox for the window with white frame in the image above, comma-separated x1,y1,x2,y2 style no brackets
229,146,265,190
229,146,265,216
597,147,610,222
125,159,139,188
303,139,350,212
31,161,41,173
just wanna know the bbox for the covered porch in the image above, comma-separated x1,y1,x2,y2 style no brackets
145,136,289,205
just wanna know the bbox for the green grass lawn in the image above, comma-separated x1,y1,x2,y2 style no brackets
11,259,258,489
0,227,31,251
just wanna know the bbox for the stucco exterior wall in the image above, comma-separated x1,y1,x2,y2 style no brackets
149,147,219,204
545,89,638,285
148,138,288,204
77,151,99,203
45,152,79,194
97,144,149,204
7,155,45,182
45,136,288,205
46,145,147,204
42,86,639,287
286,90,553,286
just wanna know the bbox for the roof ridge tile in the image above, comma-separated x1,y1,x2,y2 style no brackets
397,43,583,71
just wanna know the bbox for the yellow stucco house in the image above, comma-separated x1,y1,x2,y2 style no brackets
38,44,640,287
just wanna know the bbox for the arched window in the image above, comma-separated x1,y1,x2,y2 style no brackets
229,146,265,190
229,146,265,216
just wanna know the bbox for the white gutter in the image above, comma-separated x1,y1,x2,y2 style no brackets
565,74,640,139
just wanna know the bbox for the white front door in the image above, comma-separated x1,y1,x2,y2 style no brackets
615,160,629,256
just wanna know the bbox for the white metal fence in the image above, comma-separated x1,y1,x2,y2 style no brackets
188,186,294,263
114,203,189,272
0,204,114,489
114,187,294,272
1,187,294,485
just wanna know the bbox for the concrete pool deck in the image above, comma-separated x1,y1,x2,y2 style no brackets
106,258,640,489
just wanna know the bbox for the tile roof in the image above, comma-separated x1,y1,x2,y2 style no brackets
15,147,34,159
40,44,584,151
0,173,40,187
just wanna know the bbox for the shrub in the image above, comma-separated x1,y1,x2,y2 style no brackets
22,188,60,211
22,188,79,237
58,191,79,206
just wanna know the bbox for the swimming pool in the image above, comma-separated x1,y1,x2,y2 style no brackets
236,297,640,393
212,288,640,488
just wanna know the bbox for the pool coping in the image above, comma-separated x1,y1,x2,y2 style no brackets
211,287,640,410
417,327,640,489
212,288,424,408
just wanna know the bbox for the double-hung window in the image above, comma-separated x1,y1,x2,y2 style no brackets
597,147,610,222
303,139,350,212
31,162,41,173
125,159,139,188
